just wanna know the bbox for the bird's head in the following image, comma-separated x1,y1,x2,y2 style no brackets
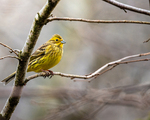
49,34,66,48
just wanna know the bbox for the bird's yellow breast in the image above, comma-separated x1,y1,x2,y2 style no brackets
27,45,63,73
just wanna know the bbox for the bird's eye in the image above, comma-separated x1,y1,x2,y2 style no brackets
56,39,58,41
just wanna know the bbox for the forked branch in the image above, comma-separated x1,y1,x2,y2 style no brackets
24,52,150,84
0,42,19,56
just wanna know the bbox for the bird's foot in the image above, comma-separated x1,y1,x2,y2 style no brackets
41,69,54,79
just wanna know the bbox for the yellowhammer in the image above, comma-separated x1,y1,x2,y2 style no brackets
1,34,66,85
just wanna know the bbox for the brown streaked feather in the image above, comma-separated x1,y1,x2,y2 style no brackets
29,43,51,61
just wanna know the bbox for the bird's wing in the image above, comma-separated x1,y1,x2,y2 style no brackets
29,43,51,61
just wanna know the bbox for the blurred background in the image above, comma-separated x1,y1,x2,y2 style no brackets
0,0,150,120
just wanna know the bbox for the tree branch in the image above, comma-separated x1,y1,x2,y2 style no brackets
0,0,60,119
143,38,150,43
0,42,19,56
103,0,150,16
0,55,20,60
47,17,150,25
24,52,150,84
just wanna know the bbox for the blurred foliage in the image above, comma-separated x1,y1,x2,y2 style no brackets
137,113,150,120
0,0,150,120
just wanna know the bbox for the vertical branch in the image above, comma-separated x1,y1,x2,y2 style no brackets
0,0,60,120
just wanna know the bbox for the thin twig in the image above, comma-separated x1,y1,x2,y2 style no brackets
0,42,19,56
24,52,150,84
89,64,117,82
86,52,150,79
73,65,117,82
103,0,150,16
71,58,150,82
143,38,150,43
0,55,20,60
47,17,150,25
116,58,150,64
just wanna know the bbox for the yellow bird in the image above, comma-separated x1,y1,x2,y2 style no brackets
1,34,66,85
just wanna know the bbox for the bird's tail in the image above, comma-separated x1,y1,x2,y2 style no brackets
1,71,16,85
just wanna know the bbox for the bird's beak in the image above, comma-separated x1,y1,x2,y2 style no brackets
61,40,66,44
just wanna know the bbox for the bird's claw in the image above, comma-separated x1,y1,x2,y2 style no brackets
41,69,54,79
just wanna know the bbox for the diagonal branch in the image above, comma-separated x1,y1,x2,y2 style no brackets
24,52,150,84
0,42,19,56
47,17,150,25
143,38,150,43
103,0,150,16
